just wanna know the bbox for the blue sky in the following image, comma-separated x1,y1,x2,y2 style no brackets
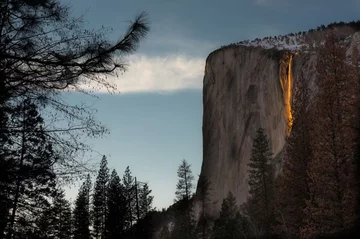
62,0,360,209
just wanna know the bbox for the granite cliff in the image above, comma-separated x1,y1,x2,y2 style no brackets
199,25,360,216
152,23,360,238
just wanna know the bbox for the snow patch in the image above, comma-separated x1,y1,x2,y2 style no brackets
221,29,359,53
222,33,307,51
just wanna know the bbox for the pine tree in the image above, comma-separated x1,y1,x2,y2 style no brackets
139,183,154,219
5,99,57,239
92,156,110,239
196,176,212,239
300,31,358,239
36,189,72,239
273,74,312,239
212,192,248,239
173,159,195,239
247,128,274,239
73,175,92,239
52,189,72,239
0,0,149,183
175,159,194,202
1,1,149,101
106,170,127,239
123,166,135,229
36,205,54,239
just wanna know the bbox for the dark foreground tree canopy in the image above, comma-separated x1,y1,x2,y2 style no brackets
0,0,150,182
0,0,150,238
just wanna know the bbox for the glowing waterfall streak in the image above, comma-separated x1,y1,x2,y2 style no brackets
279,53,293,136
286,55,293,135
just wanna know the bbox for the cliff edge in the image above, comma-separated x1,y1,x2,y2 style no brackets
200,44,318,215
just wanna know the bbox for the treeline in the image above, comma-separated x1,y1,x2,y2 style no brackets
72,157,154,239
160,32,360,239
1,153,154,239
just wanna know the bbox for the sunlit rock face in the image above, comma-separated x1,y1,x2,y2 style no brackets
200,45,317,216
198,28,360,218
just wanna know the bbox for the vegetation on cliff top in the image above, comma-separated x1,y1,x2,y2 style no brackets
207,20,360,62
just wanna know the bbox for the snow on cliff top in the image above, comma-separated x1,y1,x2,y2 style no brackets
220,21,360,52
237,35,304,50
220,32,309,51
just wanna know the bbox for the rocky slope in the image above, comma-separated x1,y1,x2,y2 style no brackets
199,24,360,216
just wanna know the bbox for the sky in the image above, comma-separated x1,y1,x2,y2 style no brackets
62,0,360,209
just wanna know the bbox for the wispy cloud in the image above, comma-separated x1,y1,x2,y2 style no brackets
74,23,218,94
79,54,205,94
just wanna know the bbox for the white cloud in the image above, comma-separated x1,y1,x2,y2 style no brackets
78,54,205,94
73,23,218,94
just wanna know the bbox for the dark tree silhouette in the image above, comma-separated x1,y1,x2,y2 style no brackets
51,189,72,239
0,0,150,182
73,175,92,239
139,182,154,219
0,0,149,98
4,99,57,239
92,155,109,239
247,128,275,239
123,166,135,228
36,189,72,239
0,1,149,237
212,192,250,239
175,159,194,202
173,159,195,239
106,169,127,239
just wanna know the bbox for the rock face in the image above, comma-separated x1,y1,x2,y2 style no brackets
198,27,360,218
200,45,317,216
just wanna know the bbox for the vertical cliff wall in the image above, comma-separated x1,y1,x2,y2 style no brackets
200,45,317,215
